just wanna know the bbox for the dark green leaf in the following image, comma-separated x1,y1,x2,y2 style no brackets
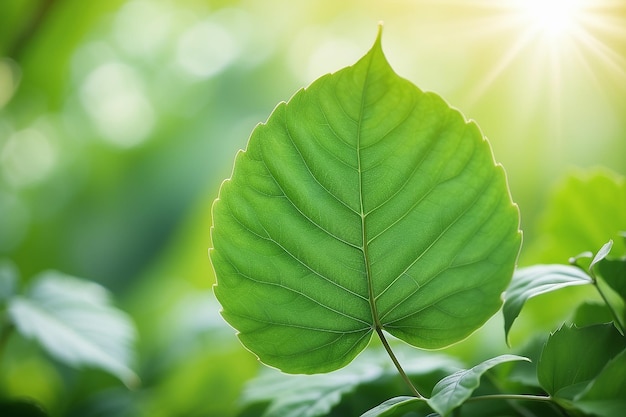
503,265,592,341
537,323,625,398
573,348,626,417
210,27,521,374
427,354,529,417
596,257,626,303
7,271,139,387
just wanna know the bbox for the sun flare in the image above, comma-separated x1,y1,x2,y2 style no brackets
513,0,587,39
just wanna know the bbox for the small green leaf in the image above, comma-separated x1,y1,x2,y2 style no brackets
573,348,626,417
211,27,521,374
589,240,613,271
427,354,530,417
7,271,139,387
503,265,592,341
359,396,425,417
537,323,625,398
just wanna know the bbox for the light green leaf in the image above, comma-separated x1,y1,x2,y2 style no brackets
359,396,424,417
7,271,139,387
242,366,385,417
589,239,613,271
537,323,625,398
427,354,530,417
210,27,521,374
574,348,626,417
502,265,592,341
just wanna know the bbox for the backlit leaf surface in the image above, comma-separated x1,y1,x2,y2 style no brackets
210,29,521,374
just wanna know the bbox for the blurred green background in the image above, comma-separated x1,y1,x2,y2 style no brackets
1,0,625,416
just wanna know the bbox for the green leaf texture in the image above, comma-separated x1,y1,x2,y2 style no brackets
210,28,521,374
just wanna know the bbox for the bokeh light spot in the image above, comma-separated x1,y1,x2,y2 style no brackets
1,128,57,188
80,62,155,148
176,20,239,79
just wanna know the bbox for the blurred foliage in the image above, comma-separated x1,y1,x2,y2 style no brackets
1,0,625,416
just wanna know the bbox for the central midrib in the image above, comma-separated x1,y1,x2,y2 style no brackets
355,52,382,333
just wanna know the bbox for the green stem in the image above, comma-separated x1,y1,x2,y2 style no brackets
375,326,423,399
594,283,625,333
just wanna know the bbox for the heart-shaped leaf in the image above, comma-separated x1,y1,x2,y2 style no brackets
210,28,521,374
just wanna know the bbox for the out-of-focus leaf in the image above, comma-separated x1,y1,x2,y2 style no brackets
524,169,626,265
359,396,424,417
211,26,521,374
7,271,139,387
503,265,592,341
242,364,385,417
573,348,626,417
240,347,460,417
427,354,529,417
537,323,625,398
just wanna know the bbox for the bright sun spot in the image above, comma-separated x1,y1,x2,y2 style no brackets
516,0,587,39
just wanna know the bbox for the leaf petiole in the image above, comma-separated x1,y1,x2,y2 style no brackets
375,327,424,399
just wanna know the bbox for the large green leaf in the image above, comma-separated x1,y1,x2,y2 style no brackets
210,28,521,374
